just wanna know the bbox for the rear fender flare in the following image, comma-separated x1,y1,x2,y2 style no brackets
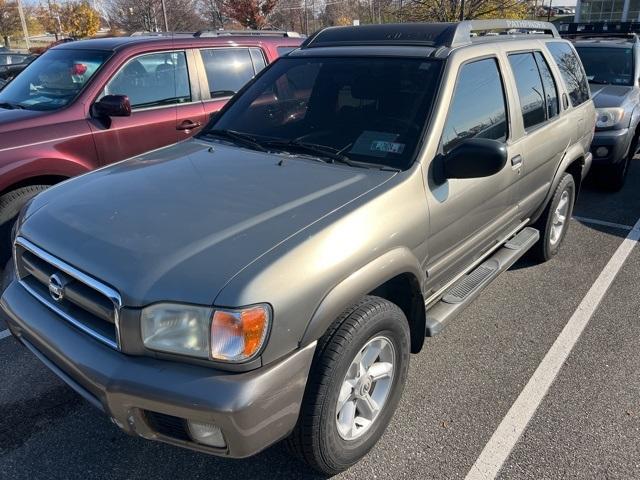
530,143,586,224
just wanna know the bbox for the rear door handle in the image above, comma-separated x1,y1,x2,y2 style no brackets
511,155,523,168
177,120,202,131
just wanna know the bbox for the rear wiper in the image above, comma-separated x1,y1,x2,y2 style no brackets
0,101,23,110
263,139,364,168
201,129,267,152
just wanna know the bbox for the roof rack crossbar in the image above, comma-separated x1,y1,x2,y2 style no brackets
301,20,559,51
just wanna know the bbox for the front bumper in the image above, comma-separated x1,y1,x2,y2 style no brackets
590,128,632,165
1,279,315,458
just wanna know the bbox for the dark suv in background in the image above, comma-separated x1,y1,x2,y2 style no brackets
0,31,302,260
561,22,640,190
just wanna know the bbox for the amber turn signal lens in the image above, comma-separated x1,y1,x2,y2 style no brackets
210,305,270,361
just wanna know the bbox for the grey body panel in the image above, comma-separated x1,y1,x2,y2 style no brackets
1,280,316,458
21,140,395,307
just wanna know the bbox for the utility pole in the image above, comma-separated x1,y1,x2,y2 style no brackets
459,0,465,20
16,0,30,49
161,0,169,32
547,0,553,21
304,0,308,35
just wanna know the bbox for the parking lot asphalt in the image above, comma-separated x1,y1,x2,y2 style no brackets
1,160,639,479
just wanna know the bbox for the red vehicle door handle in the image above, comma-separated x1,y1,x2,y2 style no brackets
177,120,202,131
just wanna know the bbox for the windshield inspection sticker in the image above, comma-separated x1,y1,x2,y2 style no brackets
351,131,405,158
371,140,405,154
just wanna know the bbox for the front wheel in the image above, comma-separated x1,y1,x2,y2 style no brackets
531,173,575,262
286,296,410,475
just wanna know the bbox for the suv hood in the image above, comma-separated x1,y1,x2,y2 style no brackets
589,83,634,108
21,140,395,306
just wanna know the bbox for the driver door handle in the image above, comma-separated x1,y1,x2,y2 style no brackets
177,120,202,131
511,155,523,168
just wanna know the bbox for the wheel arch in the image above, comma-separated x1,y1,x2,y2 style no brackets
300,248,427,354
1,174,70,197
530,149,586,224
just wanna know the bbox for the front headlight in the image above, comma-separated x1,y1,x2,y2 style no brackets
141,303,270,362
595,108,624,129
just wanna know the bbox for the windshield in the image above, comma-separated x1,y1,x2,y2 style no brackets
0,49,110,111
575,46,634,86
203,56,443,169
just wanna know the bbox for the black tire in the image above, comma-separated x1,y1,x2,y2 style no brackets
286,296,410,475
0,185,49,263
530,173,575,262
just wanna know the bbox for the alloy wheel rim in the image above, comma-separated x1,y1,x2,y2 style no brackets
336,335,396,441
550,190,570,246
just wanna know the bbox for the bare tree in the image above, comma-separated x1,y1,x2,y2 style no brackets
199,0,225,28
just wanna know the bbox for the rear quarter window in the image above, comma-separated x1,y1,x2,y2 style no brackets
546,42,590,107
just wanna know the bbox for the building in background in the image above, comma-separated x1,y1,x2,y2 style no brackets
576,0,640,22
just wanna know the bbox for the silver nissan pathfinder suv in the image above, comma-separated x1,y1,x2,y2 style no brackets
2,21,595,474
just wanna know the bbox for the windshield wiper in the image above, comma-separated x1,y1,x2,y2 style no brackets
201,129,268,152
0,101,23,110
263,139,364,168
589,79,610,85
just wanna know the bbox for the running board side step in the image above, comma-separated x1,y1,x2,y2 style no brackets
425,227,539,336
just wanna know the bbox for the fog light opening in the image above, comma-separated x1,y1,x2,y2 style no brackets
187,420,226,448
596,146,609,158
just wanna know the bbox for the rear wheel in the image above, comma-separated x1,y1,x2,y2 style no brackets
0,185,49,263
286,296,410,475
531,173,575,262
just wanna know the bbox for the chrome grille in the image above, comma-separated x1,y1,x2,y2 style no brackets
14,237,122,350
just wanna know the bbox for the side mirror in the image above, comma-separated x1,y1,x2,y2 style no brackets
442,138,507,179
93,94,131,118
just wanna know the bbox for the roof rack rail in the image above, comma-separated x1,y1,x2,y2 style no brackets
194,30,301,38
301,20,559,50
559,21,640,38
129,31,195,37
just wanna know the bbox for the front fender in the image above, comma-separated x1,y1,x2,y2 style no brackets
0,156,89,194
300,247,426,346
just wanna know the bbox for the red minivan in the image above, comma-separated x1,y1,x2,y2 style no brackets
0,31,302,259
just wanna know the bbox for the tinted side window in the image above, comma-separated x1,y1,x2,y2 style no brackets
508,53,546,130
534,52,559,120
249,48,266,73
442,58,508,154
547,42,590,107
105,51,190,109
200,48,255,98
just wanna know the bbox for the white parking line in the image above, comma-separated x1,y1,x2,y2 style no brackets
466,215,640,480
574,215,634,231
0,329,11,340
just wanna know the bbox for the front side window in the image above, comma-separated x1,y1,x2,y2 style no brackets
103,51,191,109
204,56,443,169
442,58,508,154
200,48,256,98
547,42,590,106
508,53,547,130
0,49,110,111
575,46,634,86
